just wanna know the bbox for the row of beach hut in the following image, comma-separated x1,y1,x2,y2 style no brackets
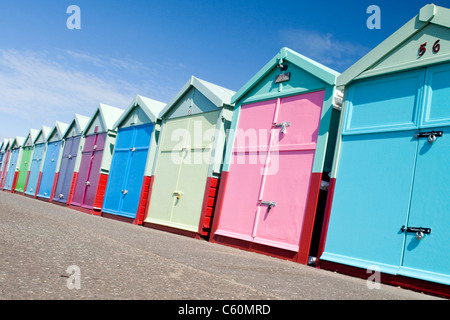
0,4,449,297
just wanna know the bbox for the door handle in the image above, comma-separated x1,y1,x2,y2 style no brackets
173,191,183,199
274,122,291,134
121,190,128,195
414,131,442,143
260,200,276,211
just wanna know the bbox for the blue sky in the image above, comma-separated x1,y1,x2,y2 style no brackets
0,0,449,141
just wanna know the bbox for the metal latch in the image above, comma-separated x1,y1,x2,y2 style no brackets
260,201,276,211
173,191,183,199
414,131,443,143
85,181,91,186
130,147,136,152
274,122,290,134
68,154,72,159
401,225,431,240
121,190,128,195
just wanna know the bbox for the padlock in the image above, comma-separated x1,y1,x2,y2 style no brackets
428,134,436,143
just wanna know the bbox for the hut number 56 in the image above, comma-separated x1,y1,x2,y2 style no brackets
419,40,441,57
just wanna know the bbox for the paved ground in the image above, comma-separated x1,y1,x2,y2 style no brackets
0,191,443,302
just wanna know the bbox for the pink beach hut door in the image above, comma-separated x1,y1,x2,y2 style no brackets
216,99,275,241
253,92,323,251
217,91,324,251
72,132,106,209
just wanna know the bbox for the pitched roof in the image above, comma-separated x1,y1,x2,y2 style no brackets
24,128,39,146
5,138,14,151
231,47,339,104
84,103,125,133
33,126,52,144
159,76,235,117
47,121,69,142
113,95,166,128
62,114,90,138
10,136,26,149
336,4,450,86
41,125,52,142
0,138,8,152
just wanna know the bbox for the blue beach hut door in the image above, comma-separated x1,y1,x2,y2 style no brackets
322,63,450,285
4,148,19,190
37,141,62,198
397,63,450,284
102,123,153,219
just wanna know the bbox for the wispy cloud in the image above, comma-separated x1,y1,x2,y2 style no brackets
279,29,370,72
0,49,181,139
63,50,156,76
0,49,132,124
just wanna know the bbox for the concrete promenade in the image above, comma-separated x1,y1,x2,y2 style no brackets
0,191,441,303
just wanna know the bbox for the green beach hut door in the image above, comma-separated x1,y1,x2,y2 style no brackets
15,144,33,192
147,111,218,233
